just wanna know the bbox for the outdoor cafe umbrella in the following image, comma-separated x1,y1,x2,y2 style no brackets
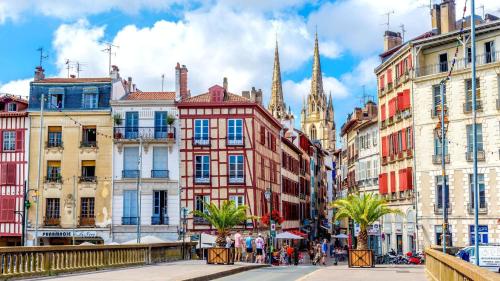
275,231,303,240
333,234,349,239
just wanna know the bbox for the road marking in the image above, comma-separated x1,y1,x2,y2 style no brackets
295,268,321,281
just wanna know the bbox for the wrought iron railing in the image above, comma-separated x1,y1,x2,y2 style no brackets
79,216,96,227
467,202,487,214
45,175,62,183
466,150,485,162
80,140,97,148
122,170,139,178
433,204,451,214
227,136,244,146
79,176,97,183
44,216,61,226
228,177,245,184
416,51,500,77
151,216,169,225
463,100,483,113
193,137,210,146
194,177,210,184
122,217,138,225
151,170,169,178
46,140,63,148
113,126,176,140
432,154,450,164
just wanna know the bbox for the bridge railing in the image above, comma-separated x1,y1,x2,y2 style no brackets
0,242,195,279
424,247,498,281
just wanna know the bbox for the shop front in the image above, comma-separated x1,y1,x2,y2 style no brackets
27,229,111,245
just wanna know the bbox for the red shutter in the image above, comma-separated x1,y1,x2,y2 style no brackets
6,197,15,222
0,131,3,153
403,89,411,109
408,54,413,69
409,127,413,149
15,130,23,151
0,198,5,222
389,98,397,117
406,167,413,190
397,92,404,111
399,169,406,191
379,173,388,194
387,69,393,84
402,128,407,151
381,136,388,157
0,164,7,185
7,163,16,185
390,171,396,193
381,104,386,120
379,75,385,90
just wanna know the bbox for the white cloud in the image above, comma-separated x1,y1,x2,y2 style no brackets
0,78,32,97
341,56,379,88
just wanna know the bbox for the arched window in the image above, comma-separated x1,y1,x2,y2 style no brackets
310,125,317,140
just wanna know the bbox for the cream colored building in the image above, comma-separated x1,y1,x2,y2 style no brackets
413,20,500,248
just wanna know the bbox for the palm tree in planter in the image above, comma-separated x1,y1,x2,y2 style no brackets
192,200,248,249
166,114,176,139
330,193,401,267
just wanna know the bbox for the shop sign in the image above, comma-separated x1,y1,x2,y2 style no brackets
41,230,98,238
368,223,381,235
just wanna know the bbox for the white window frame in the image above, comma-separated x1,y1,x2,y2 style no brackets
7,103,17,112
229,195,244,207
228,155,244,183
227,119,243,146
195,155,210,183
194,119,209,145
82,93,98,109
2,131,16,151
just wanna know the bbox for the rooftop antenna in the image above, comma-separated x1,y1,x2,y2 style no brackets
161,74,165,92
75,62,85,78
400,24,407,42
381,10,395,31
418,0,434,15
36,47,48,68
101,42,119,75
65,59,72,78
477,4,485,20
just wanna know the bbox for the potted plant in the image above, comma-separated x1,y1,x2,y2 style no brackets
166,114,176,139
192,200,248,264
330,193,401,268
113,113,123,138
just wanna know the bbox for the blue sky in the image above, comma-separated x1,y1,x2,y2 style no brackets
0,0,494,134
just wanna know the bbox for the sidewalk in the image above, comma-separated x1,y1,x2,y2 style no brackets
25,260,266,281
296,264,425,281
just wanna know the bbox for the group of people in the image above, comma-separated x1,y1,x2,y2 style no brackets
226,230,267,263
308,239,349,265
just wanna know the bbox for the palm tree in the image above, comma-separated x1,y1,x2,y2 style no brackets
192,200,248,247
330,193,402,250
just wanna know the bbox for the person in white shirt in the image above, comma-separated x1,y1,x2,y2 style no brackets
234,230,243,262
255,233,265,264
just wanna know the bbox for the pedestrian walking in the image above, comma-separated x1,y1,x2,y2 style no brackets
255,234,265,264
286,244,294,265
293,242,300,266
226,235,232,249
234,230,243,262
321,239,328,265
245,233,253,263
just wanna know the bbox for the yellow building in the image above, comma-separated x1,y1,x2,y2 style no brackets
27,69,119,245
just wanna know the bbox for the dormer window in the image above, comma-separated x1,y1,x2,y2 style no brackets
47,88,64,109
209,85,225,102
7,103,17,112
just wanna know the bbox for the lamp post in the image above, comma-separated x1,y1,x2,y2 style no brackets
264,188,272,265
181,207,188,259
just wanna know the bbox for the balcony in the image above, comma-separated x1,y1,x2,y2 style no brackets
193,138,210,147
387,82,393,91
228,176,245,184
193,216,209,224
151,169,169,178
79,216,95,227
467,202,488,214
433,204,452,215
151,216,169,225
227,137,244,146
45,176,62,183
44,216,61,227
406,149,413,159
432,154,450,164
80,141,97,148
194,177,210,184
122,217,138,225
415,51,500,77
466,150,485,162
378,87,385,97
46,140,63,149
463,101,483,113
79,176,97,183
122,169,139,179
113,127,176,144
431,108,448,118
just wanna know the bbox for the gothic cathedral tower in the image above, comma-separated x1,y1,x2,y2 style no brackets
301,33,336,152
268,40,292,121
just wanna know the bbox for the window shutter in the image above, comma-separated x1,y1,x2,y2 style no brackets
387,69,393,84
381,104,386,121
0,164,7,185
390,171,396,193
407,167,413,189
399,169,406,191
381,136,387,157
6,197,15,222
402,128,407,151
408,54,413,69
15,130,23,151
7,163,16,185
409,127,413,148
0,131,3,153
403,89,411,109
0,198,5,222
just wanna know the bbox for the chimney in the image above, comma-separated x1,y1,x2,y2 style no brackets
34,66,45,81
383,31,402,52
110,65,120,80
223,77,228,91
175,63,189,100
440,0,456,34
127,77,133,93
242,90,250,99
365,101,377,119
251,87,263,105
70,74,76,78
431,4,441,34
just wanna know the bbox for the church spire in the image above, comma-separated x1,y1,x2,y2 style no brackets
268,39,285,119
309,31,324,103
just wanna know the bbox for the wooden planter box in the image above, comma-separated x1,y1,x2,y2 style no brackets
348,249,374,268
207,247,234,265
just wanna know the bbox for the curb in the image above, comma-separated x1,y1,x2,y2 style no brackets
182,264,269,281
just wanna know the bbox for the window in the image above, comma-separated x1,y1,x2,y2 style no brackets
432,84,447,114
195,155,210,183
433,130,448,155
81,160,96,182
46,161,61,182
152,146,168,178
439,53,448,72
123,147,139,178
7,103,17,112
47,126,62,147
406,127,412,149
227,119,243,145
194,119,209,145
435,225,452,246
195,195,210,214
80,197,95,226
469,225,488,246
47,88,64,109
229,195,244,207
228,155,244,184
125,112,139,139
82,87,98,109
484,41,495,63
373,131,378,146
466,47,472,63
0,163,16,185
465,79,481,111
152,191,168,225
154,111,168,139
81,126,97,147
435,176,449,209
469,174,486,209
260,125,266,144
466,124,483,152
122,190,138,225
310,125,317,141
45,198,60,219
0,197,16,222
2,131,15,151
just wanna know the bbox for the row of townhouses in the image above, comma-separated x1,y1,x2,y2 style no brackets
334,0,500,255
0,35,336,245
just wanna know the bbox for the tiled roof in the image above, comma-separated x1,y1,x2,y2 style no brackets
34,78,112,84
181,92,250,103
0,94,28,104
126,91,176,100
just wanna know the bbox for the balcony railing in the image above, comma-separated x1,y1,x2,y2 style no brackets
79,176,97,183
193,216,209,224
113,126,176,141
463,100,483,113
151,216,169,225
193,138,210,146
79,216,95,227
228,177,245,184
432,154,450,164
430,107,448,118
227,137,244,146
46,140,63,148
122,170,139,178
80,140,97,148
45,176,62,183
44,216,61,226
194,177,210,184
416,51,500,77
466,150,485,162
122,217,138,225
151,169,169,178
433,204,451,215
467,202,487,214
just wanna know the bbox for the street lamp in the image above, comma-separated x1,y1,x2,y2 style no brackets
264,188,272,265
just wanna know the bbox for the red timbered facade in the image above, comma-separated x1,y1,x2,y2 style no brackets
0,95,28,245
178,85,282,231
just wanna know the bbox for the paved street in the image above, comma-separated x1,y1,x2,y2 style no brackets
216,265,318,281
